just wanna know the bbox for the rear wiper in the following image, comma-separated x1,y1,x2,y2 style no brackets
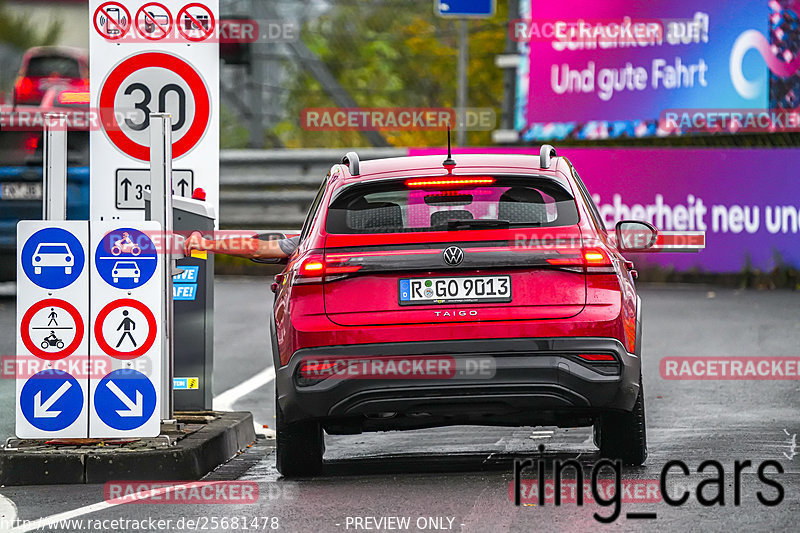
445,219,511,231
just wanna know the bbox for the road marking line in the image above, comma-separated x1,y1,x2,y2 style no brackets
6,482,198,533
1,495,18,529
213,366,276,436
213,366,275,411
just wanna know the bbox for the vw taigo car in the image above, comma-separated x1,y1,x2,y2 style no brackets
271,146,657,476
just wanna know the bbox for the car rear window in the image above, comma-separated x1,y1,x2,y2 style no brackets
326,176,579,234
27,56,81,78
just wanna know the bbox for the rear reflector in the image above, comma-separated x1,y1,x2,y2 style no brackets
405,177,495,188
58,91,90,104
576,353,616,362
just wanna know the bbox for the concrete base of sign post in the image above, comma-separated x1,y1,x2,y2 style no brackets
0,411,256,485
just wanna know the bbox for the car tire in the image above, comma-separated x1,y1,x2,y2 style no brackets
113,278,118,283
65,267,72,275
598,378,647,466
275,391,324,477
34,267,41,275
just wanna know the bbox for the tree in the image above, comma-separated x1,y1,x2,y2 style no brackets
0,0,61,51
272,0,508,148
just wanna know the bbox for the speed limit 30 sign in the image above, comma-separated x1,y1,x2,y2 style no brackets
99,52,210,161
89,0,219,222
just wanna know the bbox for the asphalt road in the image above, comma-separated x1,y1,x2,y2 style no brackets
1,279,799,532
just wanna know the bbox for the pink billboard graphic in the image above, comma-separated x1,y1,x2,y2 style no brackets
408,147,800,272
516,0,800,140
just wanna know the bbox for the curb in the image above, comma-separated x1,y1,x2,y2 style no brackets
0,412,256,486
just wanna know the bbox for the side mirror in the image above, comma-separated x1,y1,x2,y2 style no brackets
250,231,290,264
615,220,657,251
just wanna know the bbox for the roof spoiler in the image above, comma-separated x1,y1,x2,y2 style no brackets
342,151,360,176
540,144,556,169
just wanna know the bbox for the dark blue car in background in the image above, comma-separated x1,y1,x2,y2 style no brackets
0,99,89,281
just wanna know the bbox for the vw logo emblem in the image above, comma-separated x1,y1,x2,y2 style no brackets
442,246,464,266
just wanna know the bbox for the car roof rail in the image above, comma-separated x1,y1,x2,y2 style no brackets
341,151,360,176
540,144,557,169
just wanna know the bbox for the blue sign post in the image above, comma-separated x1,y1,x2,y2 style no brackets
19,370,84,432
94,369,158,431
435,0,495,17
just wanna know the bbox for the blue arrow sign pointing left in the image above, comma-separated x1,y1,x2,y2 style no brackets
20,370,84,431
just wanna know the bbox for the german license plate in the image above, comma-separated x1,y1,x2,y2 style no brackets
0,182,42,200
399,275,511,305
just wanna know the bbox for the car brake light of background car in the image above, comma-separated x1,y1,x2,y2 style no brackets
405,177,496,188
14,76,40,103
23,134,40,154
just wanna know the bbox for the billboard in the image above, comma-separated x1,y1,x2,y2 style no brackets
408,147,800,273
514,0,800,140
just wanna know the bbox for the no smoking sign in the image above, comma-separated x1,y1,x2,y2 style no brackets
99,52,210,161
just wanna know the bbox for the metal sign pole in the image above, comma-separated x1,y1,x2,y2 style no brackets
149,113,176,423
42,113,68,220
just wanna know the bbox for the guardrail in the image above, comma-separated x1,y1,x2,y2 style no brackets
219,148,408,228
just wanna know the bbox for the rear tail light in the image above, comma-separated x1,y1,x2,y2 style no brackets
294,253,362,284
57,91,90,104
14,76,41,104
545,248,615,273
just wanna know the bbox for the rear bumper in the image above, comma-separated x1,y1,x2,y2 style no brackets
276,337,640,431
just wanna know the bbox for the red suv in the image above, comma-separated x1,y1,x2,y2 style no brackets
271,147,656,476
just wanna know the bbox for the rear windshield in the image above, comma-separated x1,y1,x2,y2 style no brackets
27,56,81,78
326,176,579,234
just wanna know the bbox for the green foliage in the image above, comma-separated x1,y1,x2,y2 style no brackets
0,0,62,51
272,0,508,148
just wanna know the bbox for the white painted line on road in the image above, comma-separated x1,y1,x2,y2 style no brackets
213,366,276,436
213,366,275,411
0,494,18,529
6,482,198,533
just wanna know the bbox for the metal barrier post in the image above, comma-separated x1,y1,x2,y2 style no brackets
149,113,177,423
42,113,67,220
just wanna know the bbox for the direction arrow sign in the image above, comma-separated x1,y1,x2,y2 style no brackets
94,369,157,431
115,168,194,209
436,0,495,17
20,370,84,432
